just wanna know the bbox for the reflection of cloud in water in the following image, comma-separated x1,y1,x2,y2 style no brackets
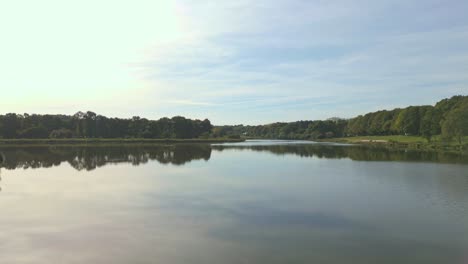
147,194,461,264
147,194,368,237
228,205,362,228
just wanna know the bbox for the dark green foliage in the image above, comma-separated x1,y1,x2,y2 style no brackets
215,119,347,140
18,126,49,139
0,95,466,141
441,98,468,145
343,96,467,141
435,95,466,115
0,113,20,138
420,108,441,142
49,129,74,139
215,95,468,141
394,106,422,135
0,112,213,139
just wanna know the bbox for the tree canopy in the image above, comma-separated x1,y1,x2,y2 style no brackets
214,95,468,142
0,95,467,141
441,98,468,145
0,112,213,139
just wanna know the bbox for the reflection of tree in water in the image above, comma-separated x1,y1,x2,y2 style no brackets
1,144,467,172
212,145,468,164
0,154,4,191
0,145,212,171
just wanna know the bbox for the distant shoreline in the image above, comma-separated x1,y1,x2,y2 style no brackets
317,135,467,153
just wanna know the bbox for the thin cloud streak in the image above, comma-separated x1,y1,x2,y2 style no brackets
0,0,467,124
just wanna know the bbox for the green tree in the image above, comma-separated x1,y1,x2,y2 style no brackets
441,104,468,146
50,129,74,138
394,107,421,135
420,108,441,142
19,126,49,138
1,113,20,138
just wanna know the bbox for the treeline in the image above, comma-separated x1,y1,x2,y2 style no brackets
1,95,467,142
213,119,348,140
345,95,468,143
214,95,468,143
0,112,213,139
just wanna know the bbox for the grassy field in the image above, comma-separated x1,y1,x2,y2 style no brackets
331,135,427,143
0,138,245,146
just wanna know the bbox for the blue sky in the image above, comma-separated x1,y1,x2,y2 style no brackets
1,0,467,124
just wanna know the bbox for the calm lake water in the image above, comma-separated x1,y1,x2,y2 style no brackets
0,140,467,263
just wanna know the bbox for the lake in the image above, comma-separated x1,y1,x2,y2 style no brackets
0,140,467,263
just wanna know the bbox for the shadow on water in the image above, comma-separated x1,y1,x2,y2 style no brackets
0,143,467,171
0,145,212,171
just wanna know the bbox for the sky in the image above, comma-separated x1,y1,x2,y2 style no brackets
1,0,468,125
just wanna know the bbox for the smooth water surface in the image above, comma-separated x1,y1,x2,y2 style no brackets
0,141,467,263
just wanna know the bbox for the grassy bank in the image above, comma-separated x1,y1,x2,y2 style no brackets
326,135,427,143
321,135,468,152
0,138,245,146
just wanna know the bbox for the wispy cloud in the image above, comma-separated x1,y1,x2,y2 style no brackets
1,0,467,124
166,100,218,107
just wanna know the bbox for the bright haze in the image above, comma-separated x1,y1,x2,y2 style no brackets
1,0,467,125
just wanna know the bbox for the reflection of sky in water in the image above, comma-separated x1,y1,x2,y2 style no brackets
212,139,350,146
0,145,467,263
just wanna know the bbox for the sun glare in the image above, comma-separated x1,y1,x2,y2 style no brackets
0,0,184,105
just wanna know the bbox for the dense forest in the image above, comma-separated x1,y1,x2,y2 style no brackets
0,95,467,142
0,112,213,139
214,95,468,143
